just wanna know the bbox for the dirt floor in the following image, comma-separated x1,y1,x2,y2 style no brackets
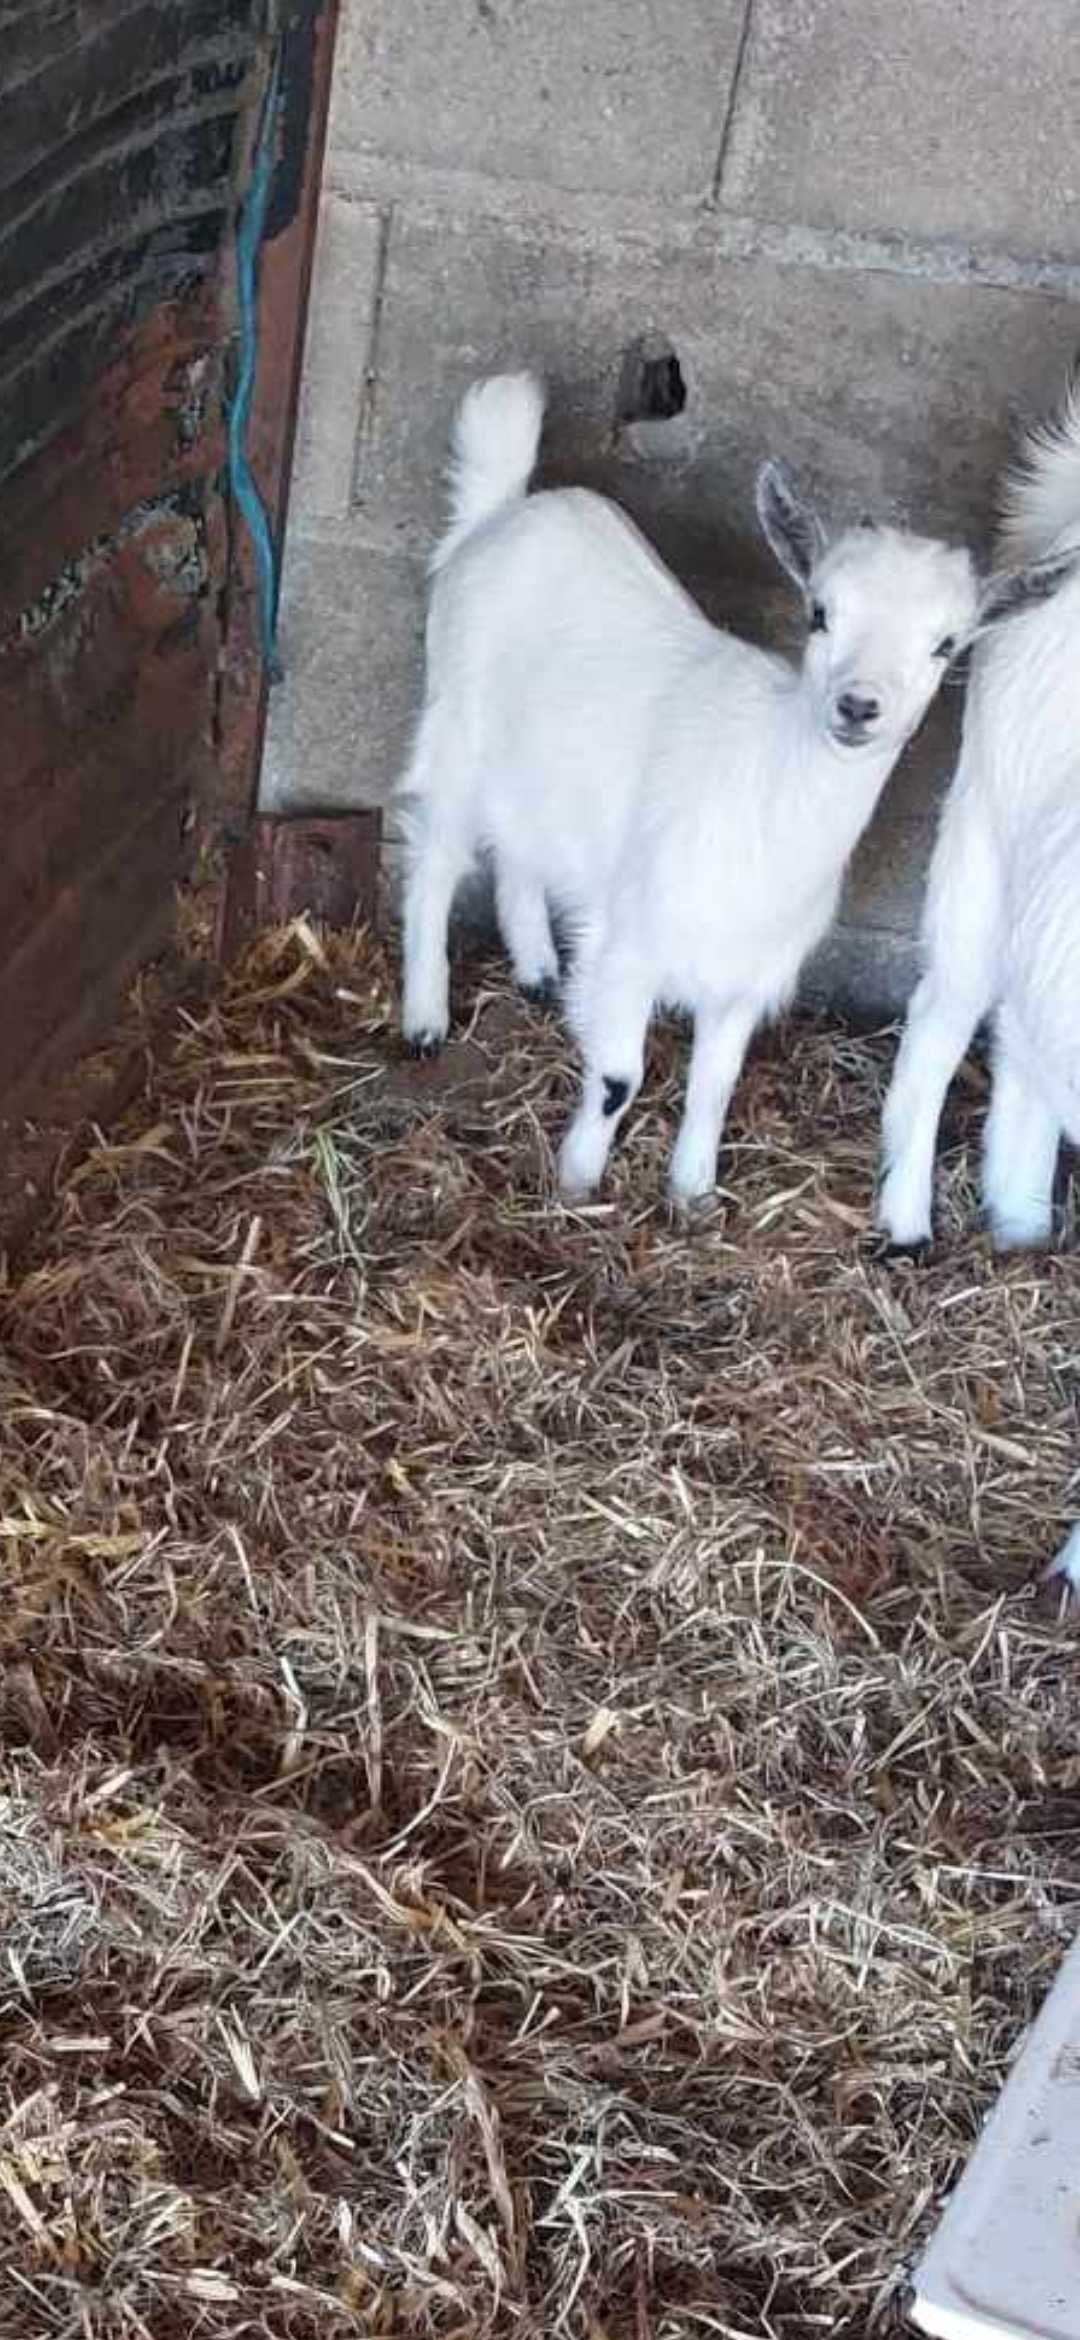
1,921,1078,2340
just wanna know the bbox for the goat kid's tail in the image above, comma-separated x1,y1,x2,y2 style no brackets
998,376,1080,564
433,372,545,569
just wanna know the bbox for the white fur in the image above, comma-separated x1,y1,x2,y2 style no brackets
997,379,1080,565
399,371,979,1206
876,382,1080,1592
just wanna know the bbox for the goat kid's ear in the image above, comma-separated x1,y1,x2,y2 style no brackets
978,550,1080,631
756,460,827,592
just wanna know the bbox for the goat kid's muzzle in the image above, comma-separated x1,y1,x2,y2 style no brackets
829,685,883,749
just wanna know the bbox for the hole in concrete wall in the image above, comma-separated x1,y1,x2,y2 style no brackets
617,337,687,424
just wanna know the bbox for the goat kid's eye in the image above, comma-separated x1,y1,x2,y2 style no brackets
809,602,827,633
933,634,956,660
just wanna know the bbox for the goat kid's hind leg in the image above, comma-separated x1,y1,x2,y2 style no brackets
669,998,758,1204
493,856,560,1004
877,971,985,1248
981,1011,1060,1250
558,954,651,1199
401,819,472,1056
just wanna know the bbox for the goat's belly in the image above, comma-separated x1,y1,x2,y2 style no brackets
483,766,631,905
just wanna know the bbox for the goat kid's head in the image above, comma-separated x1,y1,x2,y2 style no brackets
756,462,979,757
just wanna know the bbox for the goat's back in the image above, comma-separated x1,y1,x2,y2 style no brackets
429,486,715,674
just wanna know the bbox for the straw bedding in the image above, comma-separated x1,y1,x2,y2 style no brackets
0,920,1077,2340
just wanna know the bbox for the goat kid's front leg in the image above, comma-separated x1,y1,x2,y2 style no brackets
669,998,758,1204
558,953,651,1199
877,972,985,1248
981,1011,1060,1250
401,823,471,1056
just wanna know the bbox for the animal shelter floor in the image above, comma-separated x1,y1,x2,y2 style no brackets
1,923,1077,2340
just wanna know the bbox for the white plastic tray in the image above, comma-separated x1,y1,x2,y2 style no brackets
911,1935,1080,2340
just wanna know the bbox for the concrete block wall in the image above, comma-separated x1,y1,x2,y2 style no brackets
262,0,1080,1017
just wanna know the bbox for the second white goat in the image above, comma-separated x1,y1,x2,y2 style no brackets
876,378,1080,1592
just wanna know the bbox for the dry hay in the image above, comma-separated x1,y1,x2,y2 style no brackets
0,920,1078,2340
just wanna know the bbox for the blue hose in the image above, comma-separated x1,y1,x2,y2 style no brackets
228,44,284,684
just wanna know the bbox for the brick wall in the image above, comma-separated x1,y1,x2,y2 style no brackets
0,1,331,1111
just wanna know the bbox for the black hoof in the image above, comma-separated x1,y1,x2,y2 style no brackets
404,1031,445,1061
874,1236,931,1265
521,977,560,1010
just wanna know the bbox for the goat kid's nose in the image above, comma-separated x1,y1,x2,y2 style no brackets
836,689,880,727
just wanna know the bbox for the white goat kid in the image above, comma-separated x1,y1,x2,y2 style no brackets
553,498,980,1204
402,373,980,1204
876,381,1080,1593
399,375,977,1095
